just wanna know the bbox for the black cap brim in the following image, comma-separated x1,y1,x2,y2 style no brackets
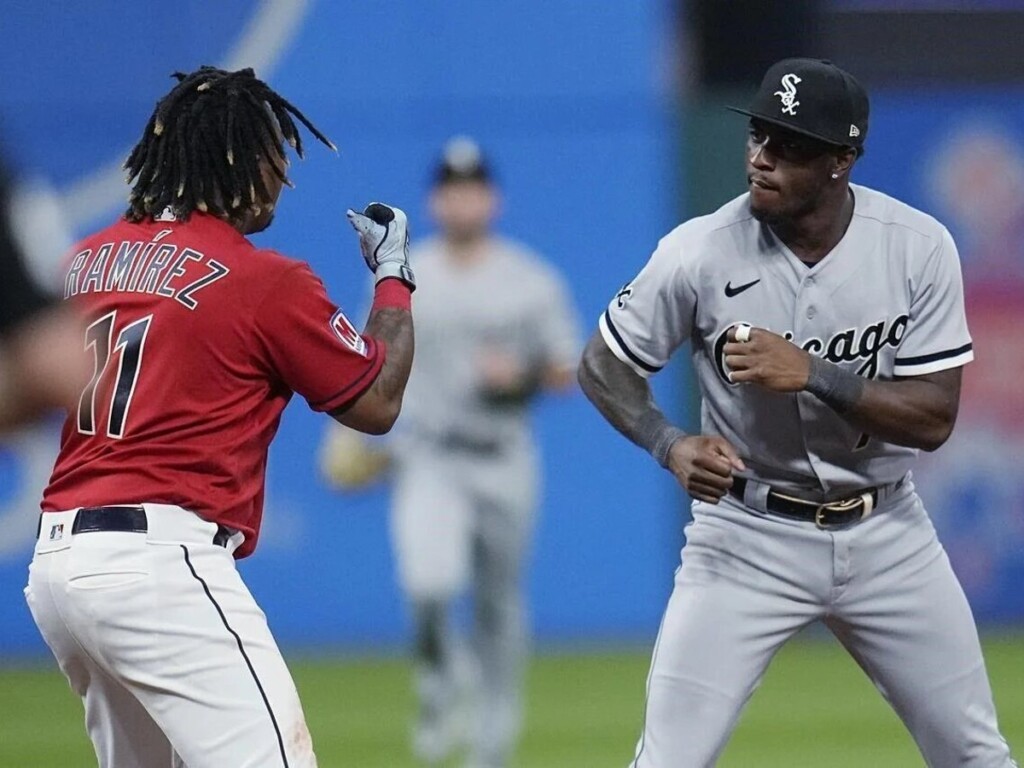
726,107,850,149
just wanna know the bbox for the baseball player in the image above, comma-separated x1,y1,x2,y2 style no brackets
578,58,1018,767
25,67,416,768
0,151,85,431
325,137,580,768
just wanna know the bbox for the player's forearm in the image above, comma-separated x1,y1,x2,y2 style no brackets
806,358,959,451
333,281,414,434
362,308,414,421
578,332,684,466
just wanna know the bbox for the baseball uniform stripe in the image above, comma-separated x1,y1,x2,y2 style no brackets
180,545,290,768
600,310,663,376
893,342,973,376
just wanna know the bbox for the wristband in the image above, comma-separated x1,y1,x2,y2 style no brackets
375,262,416,292
372,278,412,312
636,410,687,468
805,356,864,414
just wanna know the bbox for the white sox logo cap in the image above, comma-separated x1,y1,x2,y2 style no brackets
728,58,870,154
774,73,802,115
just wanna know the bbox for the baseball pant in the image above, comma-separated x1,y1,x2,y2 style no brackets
391,442,537,766
26,504,317,768
629,482,1016,768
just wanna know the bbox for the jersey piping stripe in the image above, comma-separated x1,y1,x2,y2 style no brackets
180,545,290,768
602,310,662,374
894,342,973,367
893,349,974,377
311,338,383,410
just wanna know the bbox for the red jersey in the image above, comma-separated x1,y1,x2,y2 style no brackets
43,213,384,557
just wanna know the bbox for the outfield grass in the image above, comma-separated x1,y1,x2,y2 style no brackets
1,636,1020,767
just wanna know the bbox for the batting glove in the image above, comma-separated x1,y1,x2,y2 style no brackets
346,202,416,291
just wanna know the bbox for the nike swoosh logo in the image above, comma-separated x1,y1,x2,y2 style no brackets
724,279,761,298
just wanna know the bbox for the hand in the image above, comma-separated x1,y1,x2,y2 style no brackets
667,435,745,503
479,349,526,391
477,349,542,406
346,202,416,290
723,325,811,392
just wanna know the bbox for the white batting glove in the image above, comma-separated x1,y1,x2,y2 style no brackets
346,202,416,291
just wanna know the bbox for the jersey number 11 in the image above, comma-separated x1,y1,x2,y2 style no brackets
77,311,153,439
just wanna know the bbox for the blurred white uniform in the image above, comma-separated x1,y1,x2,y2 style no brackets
392,233,579,767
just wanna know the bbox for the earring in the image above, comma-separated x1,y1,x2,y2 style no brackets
831,172,839,179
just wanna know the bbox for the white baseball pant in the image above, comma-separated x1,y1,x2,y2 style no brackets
25,503,317,768
390,438,538,767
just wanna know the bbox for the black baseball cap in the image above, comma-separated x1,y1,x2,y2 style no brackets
728,58,869,154
433,136,492,186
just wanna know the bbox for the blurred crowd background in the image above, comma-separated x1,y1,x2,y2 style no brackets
0,0,1021,764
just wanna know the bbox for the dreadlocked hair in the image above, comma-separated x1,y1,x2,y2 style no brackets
124,66,335,224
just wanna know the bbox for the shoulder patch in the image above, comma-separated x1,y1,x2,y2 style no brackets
330,309,368,357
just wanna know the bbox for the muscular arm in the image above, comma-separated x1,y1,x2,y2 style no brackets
817,367,961,452
331,204,416,434
578,331,676,456
578,331,744,502
330,290,414,435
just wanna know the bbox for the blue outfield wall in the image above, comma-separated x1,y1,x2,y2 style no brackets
0,0,685,656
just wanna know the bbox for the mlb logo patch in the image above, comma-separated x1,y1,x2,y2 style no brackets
49,524,64,541
330,309,368,357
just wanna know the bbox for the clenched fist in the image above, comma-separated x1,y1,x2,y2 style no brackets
667,435,746,503
346,202,416,290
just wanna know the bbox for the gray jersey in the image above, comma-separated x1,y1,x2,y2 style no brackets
397,235,580,451
390,234,581,766
601,184,973,496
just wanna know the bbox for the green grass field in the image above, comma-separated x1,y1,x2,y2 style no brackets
1,636,1020,767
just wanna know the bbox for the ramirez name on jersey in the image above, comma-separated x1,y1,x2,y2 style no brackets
64,232,229,310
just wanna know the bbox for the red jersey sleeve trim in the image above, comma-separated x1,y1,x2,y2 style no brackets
309,337,386,412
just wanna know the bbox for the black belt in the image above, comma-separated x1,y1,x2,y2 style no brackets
430,431,504,456
729,478,895,528
41,506,232,547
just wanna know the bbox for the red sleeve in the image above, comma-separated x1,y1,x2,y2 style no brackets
254,262,385,412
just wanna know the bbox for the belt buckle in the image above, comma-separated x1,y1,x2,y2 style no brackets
814,496,867,529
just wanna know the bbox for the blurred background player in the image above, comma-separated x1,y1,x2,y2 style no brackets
321,136,581,767
0,151,86,432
